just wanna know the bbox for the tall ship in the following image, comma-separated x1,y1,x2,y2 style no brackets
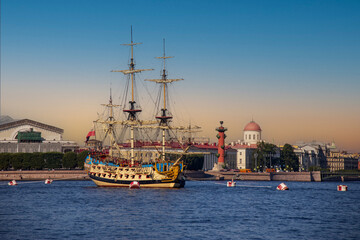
84,30,191,188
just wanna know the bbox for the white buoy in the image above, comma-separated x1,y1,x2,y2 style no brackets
8,180,17,186
337,185,348,191
227,180,236,187
129,181,140,189
276,182,289,190
45,179,53,184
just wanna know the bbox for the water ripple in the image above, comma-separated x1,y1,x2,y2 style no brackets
0,181,360,239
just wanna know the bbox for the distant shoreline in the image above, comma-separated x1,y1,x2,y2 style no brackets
187,170,360,182
1,170,358,182
186,170,322,182
0,170,89,181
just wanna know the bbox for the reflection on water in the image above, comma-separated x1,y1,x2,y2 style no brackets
1,181,359,239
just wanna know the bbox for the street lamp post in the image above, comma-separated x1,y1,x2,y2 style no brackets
264,154,266,171
254,153,258,172
264,153,273,170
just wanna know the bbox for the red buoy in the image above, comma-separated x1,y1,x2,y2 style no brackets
337,185,348,191
129,181,140,189
227,180,236,187
8,180,17,186
45,179,53,184
276,183,289,190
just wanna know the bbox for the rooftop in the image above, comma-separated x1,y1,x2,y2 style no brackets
0,119,64,134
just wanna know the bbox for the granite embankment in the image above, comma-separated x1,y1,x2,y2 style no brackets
0,170,89,181
1,170,342,182
186,170,322,182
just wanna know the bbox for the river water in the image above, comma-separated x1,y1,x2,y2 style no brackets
0,180,359,240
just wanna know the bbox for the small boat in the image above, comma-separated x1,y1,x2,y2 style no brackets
227,179,236,187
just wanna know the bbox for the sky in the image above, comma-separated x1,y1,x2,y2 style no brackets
1,0,360,152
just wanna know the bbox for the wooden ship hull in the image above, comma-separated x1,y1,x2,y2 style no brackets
85,156,185,188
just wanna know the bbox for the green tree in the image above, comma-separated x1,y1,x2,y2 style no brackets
183,154,204,171
0,153,11,170
30,153,44,170
77,150,89,169
252,141,278,171
318,147,327,169
21,153,33,170
10,153,23,170
62,151,77,169
166,153,204,171
44,152,63,169
281,144,299,171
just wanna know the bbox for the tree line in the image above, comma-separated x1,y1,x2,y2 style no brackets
0,151,89,170
252,142,300,171
166,153,204,171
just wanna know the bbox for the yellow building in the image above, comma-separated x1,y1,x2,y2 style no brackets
326,151,358,172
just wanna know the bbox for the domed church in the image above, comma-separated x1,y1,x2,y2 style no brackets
243,120,262,145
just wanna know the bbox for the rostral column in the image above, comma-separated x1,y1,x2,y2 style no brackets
216,121,227,169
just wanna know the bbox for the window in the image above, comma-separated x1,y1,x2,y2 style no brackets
253,134,255,140
249,135,251,140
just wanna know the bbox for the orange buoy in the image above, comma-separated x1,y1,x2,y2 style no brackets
337,185,348,191
129,181,140,189
8,180,17,186
276,183,289,190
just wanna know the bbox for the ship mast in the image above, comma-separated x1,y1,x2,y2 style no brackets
179,122,202,144
145,39,183,161
94,87,122,157
111,26,153,165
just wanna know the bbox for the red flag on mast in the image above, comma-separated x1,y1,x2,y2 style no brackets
86,130,95,142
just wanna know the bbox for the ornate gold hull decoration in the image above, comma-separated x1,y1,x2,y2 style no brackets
87,161,185,188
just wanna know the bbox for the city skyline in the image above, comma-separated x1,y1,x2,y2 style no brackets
1,0,360,152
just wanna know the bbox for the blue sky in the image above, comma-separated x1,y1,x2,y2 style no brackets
1,0,360,151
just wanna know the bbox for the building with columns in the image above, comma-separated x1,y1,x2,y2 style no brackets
231,144,256,170
0,117,78,153
228,120,263,170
